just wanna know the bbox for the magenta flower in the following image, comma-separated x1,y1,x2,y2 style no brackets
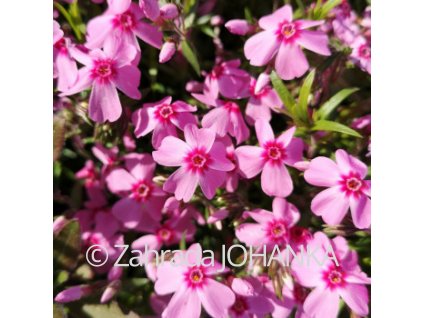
204,59,250,99
304,149,371,229
200,99,250,145
106,153,166,228
235,120,303,197
86,1,162,51
154,243,235,318
225,19,253,36
159,41,176,63
153,124,235,202
229,277,274,317
132,96,197,149
244,5,330,80
53,21,78,92
246,73,283,124
236,197,300,249
291,232,370,318
62,43,141,123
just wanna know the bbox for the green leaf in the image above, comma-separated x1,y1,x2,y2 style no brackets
244,7,253,23
201,26,215,38
297,69,315,123
53,220,81,271
83,302,140,318
181,40,201,76
316,88,359,119
270,71,296,114
53,2,83,42
179,231,186,250
319,0,342,19
312,120,362,138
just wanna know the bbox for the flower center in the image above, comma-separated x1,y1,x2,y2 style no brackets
263,141,286,164
289,226,312,245
92,59,115,82
293,285,308,303
114,12,136,31
358,44,371,59
323,265,345,289
231,296,249,315
346,177,362,191
266,220,287,243
157,227,173,243
185,148,210,173
277,22,298,42
54,38,68,54
211,65,224,79
223,101,240,113
340,172,366,197
131,181,152,202
184,266,206,289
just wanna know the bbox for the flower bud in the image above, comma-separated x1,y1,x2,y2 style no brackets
160,4,179,20
159,42,176,63
54,285,92,303
211,15,224,26
225,19,251,35
100,280,121,303
185,80,204,93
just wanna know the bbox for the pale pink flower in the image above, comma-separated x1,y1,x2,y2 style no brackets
62,42,141,123
244,5,330,80
246,73,283,124
291,232,370,318
106,153,167,228
53,21,78,92
152,124,235,202
86,0,162,51
304,149,371,229
159,4,179,20
350,36,371,74
204,59,250,99
154,243,235,318
236,197,300,249
198,97,250,145
132,96,197,149
235,120,303,197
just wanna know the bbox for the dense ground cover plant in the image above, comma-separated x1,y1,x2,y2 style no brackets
53,0,371,317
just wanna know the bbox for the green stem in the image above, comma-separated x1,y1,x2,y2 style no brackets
54,2,83,42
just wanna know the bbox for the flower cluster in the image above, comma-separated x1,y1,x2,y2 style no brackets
53,1,371,317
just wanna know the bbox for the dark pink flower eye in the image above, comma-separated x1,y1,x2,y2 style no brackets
231,296,249,315
281,23,296,37
114,12,136,31
346,177,362,191
131,181,152,202
184,266,207,289
262,141,286,164
92,60,115,81
185,148,211,173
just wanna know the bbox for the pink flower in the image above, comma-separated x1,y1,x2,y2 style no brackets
246,73,283,124
55,285,92,303
235,120,303,197
152,124,235,202
217,136,240,193
53,21,78,92
106,153,167,228
154,243,235,318
291,232,370,318
204,59,250,99
199,99,250,145
350,36,371,74
132,96,197,149
236,197,300,249
229,277,274,317
62,42,141,123
86,0,162,50
304,149,371,229
225,19,252,36
244,5,330,80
